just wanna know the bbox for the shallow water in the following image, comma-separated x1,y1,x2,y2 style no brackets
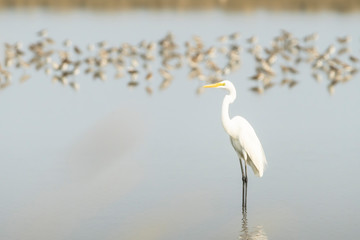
0,10,360,240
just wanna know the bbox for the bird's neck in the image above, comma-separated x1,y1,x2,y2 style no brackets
222,91,236,136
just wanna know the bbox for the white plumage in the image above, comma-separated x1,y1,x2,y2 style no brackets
229,116,267,177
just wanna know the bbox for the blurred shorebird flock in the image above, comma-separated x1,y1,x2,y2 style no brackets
0,29,358,95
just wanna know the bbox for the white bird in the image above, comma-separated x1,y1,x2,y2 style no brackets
203,80,267,209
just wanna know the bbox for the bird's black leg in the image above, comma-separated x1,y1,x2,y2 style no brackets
244,159,248,209
239,158,246,210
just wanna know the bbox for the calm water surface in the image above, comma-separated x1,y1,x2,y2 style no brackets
0,10,359,240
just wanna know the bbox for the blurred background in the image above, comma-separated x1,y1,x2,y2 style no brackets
0,1,360,240
2,0,360,11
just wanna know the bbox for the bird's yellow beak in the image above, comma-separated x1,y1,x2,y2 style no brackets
203,82,225,88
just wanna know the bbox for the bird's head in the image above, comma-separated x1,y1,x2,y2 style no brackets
203,80,236,101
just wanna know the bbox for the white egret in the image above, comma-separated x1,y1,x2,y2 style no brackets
203,80,267,209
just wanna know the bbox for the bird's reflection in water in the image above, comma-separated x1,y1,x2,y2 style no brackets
239,211,268,240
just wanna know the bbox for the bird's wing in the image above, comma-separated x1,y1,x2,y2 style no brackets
236,117,267,177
